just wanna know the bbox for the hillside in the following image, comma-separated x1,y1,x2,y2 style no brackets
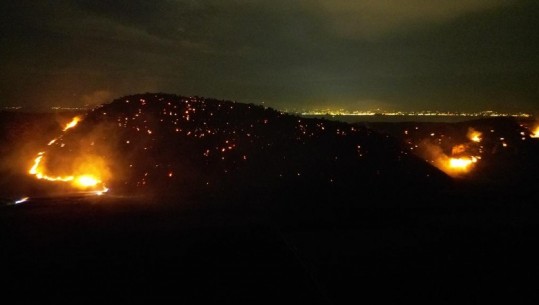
37,93,448,204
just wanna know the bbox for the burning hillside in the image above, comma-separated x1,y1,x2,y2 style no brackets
369,117,539,184
25,93,448,200
414,127,483,177
27,115,109,195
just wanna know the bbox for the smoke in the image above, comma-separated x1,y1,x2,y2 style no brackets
81,90,114,107
39,117,121,190
0,113,66,196
416,139,448,170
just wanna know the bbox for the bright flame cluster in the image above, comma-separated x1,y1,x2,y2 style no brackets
467,128,482,143
27,116,109,195
437,129,483,176
415,128,483,177
62,116,81,131
531,126,539,138
448,156,478,170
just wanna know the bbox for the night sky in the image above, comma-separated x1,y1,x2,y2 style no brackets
1,0,538,112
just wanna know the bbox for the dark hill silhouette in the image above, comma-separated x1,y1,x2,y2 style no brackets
44,93,449,204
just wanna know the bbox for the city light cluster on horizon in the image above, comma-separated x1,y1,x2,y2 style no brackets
298,109,533,118
1,106,92,111
2,104,535,119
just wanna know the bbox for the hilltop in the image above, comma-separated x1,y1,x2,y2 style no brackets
39,93,449,206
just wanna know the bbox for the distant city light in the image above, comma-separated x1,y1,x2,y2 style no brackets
298,109,532,118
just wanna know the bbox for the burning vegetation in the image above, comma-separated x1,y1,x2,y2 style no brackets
24,93,447,199
27,116,109,195
381,117,537,180
442,128,483,176
21,93,539,202
531,126,539,138
13,94,539,204
400,127,483,177
467,128,482,143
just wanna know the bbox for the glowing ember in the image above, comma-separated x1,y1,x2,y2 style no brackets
467,128,482,143
63,116,81,131
531,126,539,138
27,116,109,195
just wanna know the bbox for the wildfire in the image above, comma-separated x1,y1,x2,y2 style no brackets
449,156,478,170
418,128,482,177
433,154,480,177
443,140,480,175
74,175,101,188
27,116,109,195
531,126,539,138
467,128,482,143
62,116,81,131
29,152,73,181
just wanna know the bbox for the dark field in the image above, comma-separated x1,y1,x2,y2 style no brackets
1,106,539,303
2,195,539,303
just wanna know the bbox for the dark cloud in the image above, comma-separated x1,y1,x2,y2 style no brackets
0,0,537,112
301,0,510,38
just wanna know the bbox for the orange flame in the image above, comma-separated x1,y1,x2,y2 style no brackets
28,116,109,194
449,156,478,170
433,155,479,177
451,144,466,155
29,152,74,182
467,128,482,143
74,175,101,188
419,129,482,177
62,116,81,131
531,126,539,138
